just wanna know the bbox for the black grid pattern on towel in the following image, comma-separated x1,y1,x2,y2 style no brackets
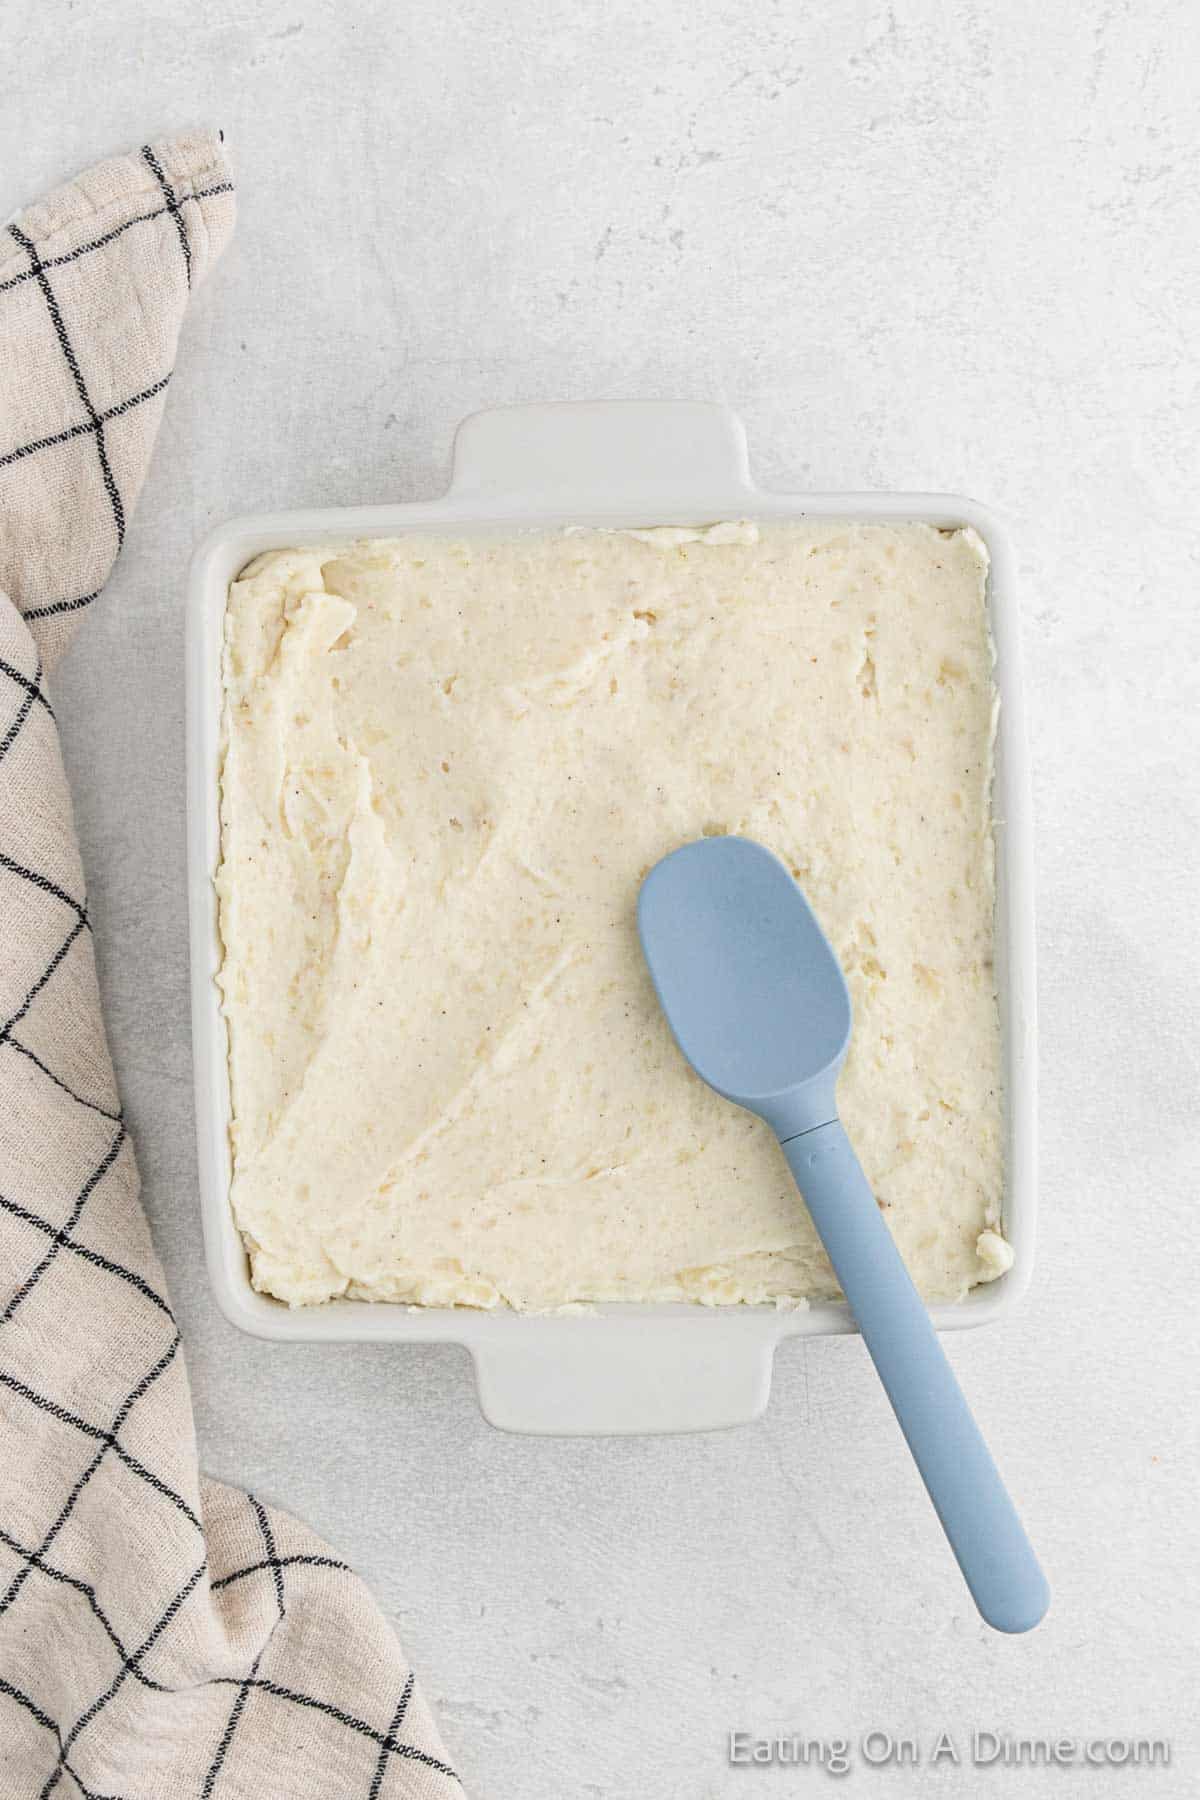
0,158,234,628
0,650,51,762
0,142,460,1799
140,145,192,286
0,769,461,1799
7,223,128,552
0,179,233,298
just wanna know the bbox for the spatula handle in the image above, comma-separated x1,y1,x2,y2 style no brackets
782,1119,1048,1633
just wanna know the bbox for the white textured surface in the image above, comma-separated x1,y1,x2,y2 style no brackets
3,3,1198,1795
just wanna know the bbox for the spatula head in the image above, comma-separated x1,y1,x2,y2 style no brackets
638,836,852,1141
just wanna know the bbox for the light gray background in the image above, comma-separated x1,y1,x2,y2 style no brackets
4,2,1197,1795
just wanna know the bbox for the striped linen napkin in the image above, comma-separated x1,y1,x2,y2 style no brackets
0,130,459,1799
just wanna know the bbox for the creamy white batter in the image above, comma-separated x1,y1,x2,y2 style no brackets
217,521,1007,1309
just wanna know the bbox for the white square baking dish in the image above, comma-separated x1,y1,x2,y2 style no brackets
185,401,1036,1435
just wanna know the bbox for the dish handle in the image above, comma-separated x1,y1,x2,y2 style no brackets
448,400,757,512
471,1319,775,1435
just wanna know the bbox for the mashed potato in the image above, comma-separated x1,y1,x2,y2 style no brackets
216,521,1005,1309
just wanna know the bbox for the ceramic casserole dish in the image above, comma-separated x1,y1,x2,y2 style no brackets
185,401,1037,1434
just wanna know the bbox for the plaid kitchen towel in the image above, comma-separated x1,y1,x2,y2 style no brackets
0,133,459,1798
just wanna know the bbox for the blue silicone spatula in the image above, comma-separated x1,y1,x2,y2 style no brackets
638,835,1048,1633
